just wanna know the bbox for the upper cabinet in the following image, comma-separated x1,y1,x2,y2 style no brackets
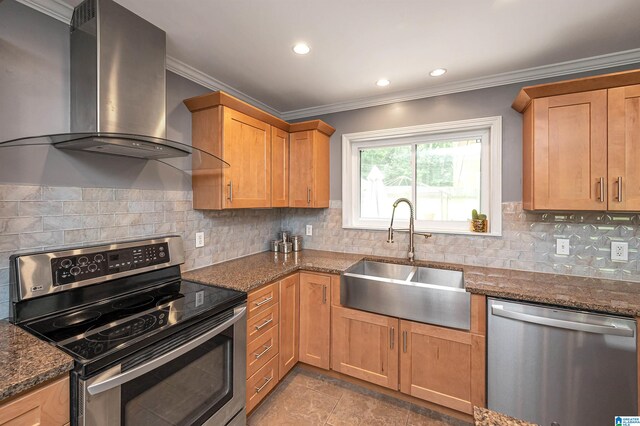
184,91,335,210
289,122,333,208
514,69,640,211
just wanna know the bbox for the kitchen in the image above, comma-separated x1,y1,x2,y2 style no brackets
1,0,640,425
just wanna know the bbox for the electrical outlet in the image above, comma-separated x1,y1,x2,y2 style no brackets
611,241,629,262
556,238,570,255
306,225,313,236
195,232,205,248
195,290,204,307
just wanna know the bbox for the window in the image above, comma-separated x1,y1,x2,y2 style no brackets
342,116,502,235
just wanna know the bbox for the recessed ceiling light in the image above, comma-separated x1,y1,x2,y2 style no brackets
376,79,390,87
429,68,447,77
293,43,310,55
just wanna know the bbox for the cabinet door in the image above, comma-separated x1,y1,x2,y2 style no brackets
223,107,271,208
608,85,640,211
400,320,485,415
0,376,69,425
271,127,289,207
289,131,314,207
279,274,299,379
298,272,331,369
311,131,330,208
331,306,399,390
530,91,608,210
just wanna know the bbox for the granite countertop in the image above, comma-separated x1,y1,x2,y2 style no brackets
184,249,640,317
183,249,363,292
0,321,73,403
474,407,537,426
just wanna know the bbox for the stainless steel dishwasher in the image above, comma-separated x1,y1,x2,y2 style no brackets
488,298,637,426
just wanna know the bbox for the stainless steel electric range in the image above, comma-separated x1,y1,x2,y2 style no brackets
9,236,247,426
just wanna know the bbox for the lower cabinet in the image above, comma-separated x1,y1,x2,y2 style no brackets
246,271,486,417
279,274,299,379
245,273,301,413
0,375,69,426
331,306,399,390
299,272,331,369
399,320,486,414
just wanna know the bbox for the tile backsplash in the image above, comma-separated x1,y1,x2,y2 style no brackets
2,184,640,319
283,201,640,282
0,184,282,318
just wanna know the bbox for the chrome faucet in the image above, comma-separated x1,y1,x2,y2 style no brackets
387,198,432,262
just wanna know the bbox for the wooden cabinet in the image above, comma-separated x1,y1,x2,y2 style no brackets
247,354,278,414
399,320,485,415
331,306,399,389
289,128,330,208
299,272,331,369
515,70,640,211
222,108,272,208
608,84,640,211
523,90,608,210
271,127,289,207
184,91,334,210
279,274,299,379
0,376,69,426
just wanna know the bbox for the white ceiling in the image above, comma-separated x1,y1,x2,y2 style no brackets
46,0,640,118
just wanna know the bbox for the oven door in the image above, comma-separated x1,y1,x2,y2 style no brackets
78,305,246,426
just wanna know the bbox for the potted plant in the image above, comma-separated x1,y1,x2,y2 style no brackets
470,209,488,233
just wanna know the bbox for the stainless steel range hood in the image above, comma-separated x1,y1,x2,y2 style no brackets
0,0,227,170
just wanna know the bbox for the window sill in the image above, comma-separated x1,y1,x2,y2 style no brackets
341,224,502,237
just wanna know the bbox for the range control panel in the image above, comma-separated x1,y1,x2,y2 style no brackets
51,242,170,286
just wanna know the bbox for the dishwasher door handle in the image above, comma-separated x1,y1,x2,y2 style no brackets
491,305,635,337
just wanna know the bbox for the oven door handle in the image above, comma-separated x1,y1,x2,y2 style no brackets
87,306,246,396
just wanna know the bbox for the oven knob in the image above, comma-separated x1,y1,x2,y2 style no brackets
88,264,98,272
78,256,89,266
60,259,73,268
70,266,81,276
94,254,104,262
159,252,165,258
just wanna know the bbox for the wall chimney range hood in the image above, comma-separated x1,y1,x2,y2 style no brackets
0,0,227,171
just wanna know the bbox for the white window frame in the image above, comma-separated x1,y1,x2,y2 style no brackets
342,116,502,236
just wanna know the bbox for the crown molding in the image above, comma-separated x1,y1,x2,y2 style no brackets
281,48,640,120
14,0,640,121
165,57,282,118
15,0,73,23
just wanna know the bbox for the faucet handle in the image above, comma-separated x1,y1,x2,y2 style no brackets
387,228,394,243
416,232,432,239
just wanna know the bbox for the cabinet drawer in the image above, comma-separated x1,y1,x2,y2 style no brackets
247,303,279,344
246,354,279,413
247,282,279,319
247,325,279,377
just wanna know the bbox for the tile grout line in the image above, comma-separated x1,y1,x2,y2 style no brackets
324,391,344,426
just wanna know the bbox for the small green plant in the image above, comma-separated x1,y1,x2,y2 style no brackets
471,209,487,221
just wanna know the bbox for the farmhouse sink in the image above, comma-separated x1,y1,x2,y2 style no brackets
341,260,470,330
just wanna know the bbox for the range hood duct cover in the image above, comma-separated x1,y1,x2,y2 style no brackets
0,0,227,169
70,0,168,145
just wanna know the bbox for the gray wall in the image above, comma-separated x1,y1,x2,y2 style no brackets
0,0,209,191
308,64,640,202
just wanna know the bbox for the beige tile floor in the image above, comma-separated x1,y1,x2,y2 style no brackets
248,367,472,426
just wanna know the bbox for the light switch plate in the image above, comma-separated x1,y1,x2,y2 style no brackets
306,225,313,236
195,232,205,248
611,241,629,262
195,291,204,307
556,238,570,255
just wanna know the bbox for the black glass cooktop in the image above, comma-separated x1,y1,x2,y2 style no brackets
22,280,244,362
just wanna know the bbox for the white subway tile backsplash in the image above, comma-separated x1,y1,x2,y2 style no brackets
0,202,18,218
0,217,42,234
19,231,64,249
43,186,82,201
0,185,41,201
82,188,115,201
19,201,63,216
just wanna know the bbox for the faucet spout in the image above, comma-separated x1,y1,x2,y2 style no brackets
387,198,430,262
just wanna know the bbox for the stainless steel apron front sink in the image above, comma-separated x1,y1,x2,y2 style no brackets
341,260,470,330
